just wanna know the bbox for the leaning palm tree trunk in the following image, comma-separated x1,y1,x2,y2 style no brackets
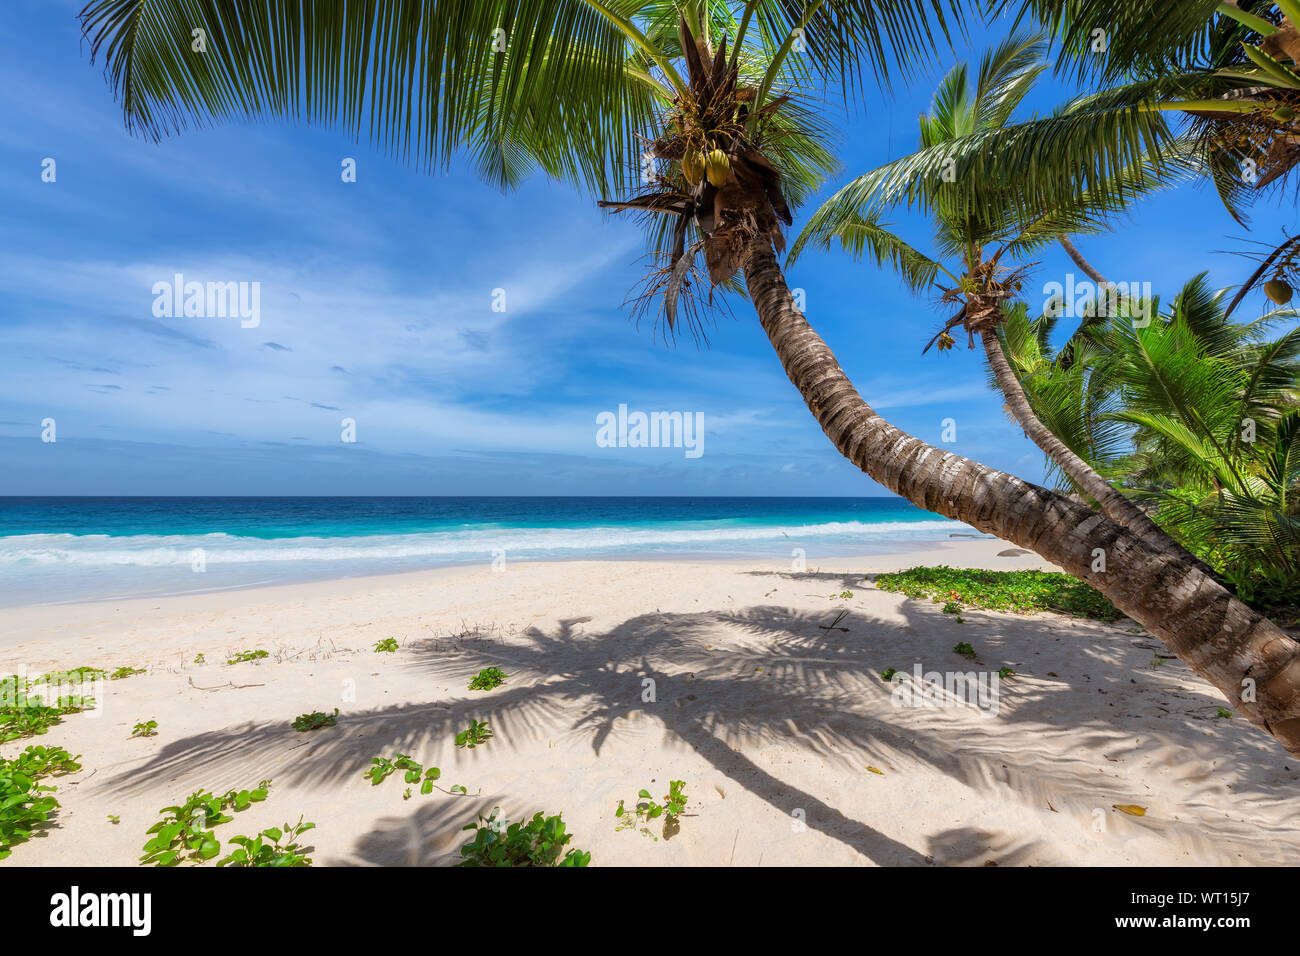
742,240,1300,756
1058,234,1108,285
980,327,1208,569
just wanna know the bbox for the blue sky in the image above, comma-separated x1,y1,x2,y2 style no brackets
0,1,1292,496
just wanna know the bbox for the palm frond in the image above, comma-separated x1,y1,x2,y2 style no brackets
80,0,658,195
990,0,1258,82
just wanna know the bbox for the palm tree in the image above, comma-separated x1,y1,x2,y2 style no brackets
924,2,1300,300
999,273,1300,594
787,33,1205,560
77,0,1300,754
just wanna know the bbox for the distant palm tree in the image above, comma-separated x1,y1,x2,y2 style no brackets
998,274,1300,595
78,0,1300,754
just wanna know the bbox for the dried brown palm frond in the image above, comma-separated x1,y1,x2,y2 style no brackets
928,261,1036,350
622,246,730,347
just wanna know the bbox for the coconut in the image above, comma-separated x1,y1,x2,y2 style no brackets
705,148,730,187
681,151,706,186
1265,278,1294,304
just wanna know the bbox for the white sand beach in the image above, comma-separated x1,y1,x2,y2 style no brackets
1,538,1296,867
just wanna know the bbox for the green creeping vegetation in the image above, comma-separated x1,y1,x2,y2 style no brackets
131,720,158,738
32,667,105,685
109,666,146,680
468,667,507,691
455,719,493,749
880,668,899,682
364,754,441,795
616,780,688,840
217,817,315,867
0,675,96,744
292,709,338,732
373,638,399,653
193,654,205,664
0,745,81,861
953,642,977,660
832,590,853,599
998,666,1016,680
140,780,271,866
459,809,590,867
875,567,1121,621
1216,707,1234,719
226,649,269,665
1,701,88,744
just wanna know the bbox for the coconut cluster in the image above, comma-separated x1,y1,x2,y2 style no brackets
598,15,794,299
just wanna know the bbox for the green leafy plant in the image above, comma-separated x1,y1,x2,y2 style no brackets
226,649,268,665
880,668,899,682
1216,707,1234,719
468,667,507,691
140,780,270,866
373,638,399,653
217,816,315,867
364,754,441,795
996,275,1300,628
291,709,338,732
131,720,158,738
110,666,146,680
0,745,81,861
616,780,688,840
454,719,493,749
107,815,120,825
997,666,1016,679
953,642,977,660
875,567,1120,621
458,809,589,867
833,590,853,599
0,676,95,744
193,654,205,664
33,667,105,686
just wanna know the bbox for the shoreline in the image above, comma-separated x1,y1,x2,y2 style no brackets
0,533,997,614
3,537,1296,867
1,537,1016,648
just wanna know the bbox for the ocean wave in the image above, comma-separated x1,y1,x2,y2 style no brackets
0,519,967,567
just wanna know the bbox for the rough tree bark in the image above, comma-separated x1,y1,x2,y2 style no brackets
743,241,1300,756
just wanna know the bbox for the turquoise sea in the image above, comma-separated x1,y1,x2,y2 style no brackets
0,497,980,607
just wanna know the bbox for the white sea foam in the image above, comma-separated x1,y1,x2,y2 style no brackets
0,520,967,568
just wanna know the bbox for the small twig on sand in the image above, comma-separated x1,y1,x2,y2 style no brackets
187,677,264,691
818,609,851,631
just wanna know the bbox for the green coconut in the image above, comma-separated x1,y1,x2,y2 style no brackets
705,148,730,187
681,150,706,186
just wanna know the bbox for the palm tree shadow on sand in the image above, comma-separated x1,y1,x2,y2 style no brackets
98,594,1299,864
